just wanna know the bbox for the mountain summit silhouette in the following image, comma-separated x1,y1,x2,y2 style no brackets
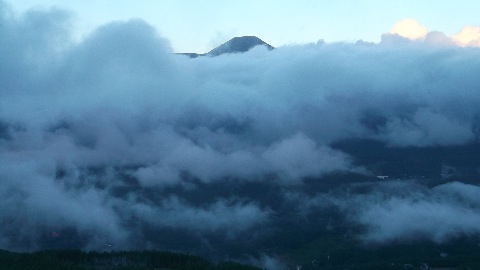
207,36,274,56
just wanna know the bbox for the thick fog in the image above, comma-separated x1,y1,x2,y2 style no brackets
1,2,480,260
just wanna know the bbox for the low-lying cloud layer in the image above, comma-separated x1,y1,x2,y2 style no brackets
294,181,480,243
356,181,480,243
1,1,480,258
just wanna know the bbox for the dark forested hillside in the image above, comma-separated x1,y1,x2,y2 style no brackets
1,241,480,270
0,250,262,270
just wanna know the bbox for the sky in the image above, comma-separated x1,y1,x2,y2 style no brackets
2,0,480,266
5,0,480,53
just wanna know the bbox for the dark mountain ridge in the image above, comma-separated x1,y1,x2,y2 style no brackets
207,36,274,56
178,36,274,58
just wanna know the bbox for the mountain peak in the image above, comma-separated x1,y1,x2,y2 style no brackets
207,36,274,56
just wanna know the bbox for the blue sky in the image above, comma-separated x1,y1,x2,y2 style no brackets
6,1,480,52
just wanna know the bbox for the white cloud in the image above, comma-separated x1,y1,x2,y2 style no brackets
452,26,480,47
386,19,480,48
390,18,428,40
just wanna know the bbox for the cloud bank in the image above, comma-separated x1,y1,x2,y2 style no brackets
1,2,480,258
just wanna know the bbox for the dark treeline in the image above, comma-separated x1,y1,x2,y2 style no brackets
0,249,262,270
283,235,480,270
2,238,480,270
